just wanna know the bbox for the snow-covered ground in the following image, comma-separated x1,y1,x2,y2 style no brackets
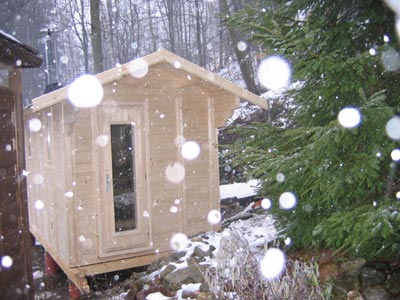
142,207,277,300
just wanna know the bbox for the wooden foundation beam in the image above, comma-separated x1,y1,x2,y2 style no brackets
32,229,172,293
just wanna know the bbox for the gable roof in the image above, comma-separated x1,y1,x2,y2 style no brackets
0,30,42,68
31,49,267,111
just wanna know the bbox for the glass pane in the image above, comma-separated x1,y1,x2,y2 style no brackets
111,124,136,231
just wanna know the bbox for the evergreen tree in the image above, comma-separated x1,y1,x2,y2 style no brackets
229,0,400,259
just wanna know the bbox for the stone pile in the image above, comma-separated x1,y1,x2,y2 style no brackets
317,250,400,300
123,239,216,300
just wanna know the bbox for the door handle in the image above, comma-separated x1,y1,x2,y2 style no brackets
106,174,111,192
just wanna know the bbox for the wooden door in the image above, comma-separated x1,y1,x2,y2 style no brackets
98,104,151,257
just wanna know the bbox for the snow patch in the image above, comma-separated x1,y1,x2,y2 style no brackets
175,283,202,299
145,291,172,300
220,179,261,199
111,293,128,300
33,270,43,279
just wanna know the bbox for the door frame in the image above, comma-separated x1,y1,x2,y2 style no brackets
97,103,152,257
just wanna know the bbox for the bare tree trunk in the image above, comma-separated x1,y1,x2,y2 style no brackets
182,1,190,60
218,0,258,94
176,0,184,57
90,0,103,73
164,0,175,53
146,0,157,52
218,19,224,69
106,0,116,66
111,1,122,63
129,0,140,58
194,0,204,67
67,0,90,73
201,4,208,68
79,0,90,73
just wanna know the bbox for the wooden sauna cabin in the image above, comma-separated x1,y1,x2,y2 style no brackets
24,49,267,292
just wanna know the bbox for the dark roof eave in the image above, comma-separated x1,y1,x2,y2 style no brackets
0,32,42,68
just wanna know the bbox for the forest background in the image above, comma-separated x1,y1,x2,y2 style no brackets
0,0,262,106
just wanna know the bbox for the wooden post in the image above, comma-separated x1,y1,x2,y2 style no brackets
0,31,42,300
68,281,81,300
10,69,35,298
0,69,34,300
44,251,60,275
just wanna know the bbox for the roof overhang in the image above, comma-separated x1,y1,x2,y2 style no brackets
0,30,42,69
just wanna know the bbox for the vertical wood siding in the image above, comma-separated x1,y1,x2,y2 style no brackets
0,84,34,299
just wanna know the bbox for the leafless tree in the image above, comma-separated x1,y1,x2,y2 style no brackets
90,0,104,73
5,0,263,105
219,0,259,94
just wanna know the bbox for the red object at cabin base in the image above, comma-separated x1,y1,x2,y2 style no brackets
44,251,60,275
69,281,81,300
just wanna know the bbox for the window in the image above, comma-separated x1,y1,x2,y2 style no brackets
110,124,136,231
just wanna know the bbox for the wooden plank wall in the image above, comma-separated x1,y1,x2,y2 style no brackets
182,93,215,236
0,78,34,299
26,101,103,268
70,108,99,266
147,92,182,250
25,102,73,266
146,86,220,244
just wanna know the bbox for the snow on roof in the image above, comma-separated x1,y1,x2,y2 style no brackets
227,81,303,125
0,30,21,44
260,80,303,100
219,179,261,199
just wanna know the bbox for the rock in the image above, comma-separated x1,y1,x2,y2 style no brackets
146,252,186,274
359,267,386,288
365,261,391,274
134,273,162,290
319,262,340,282
123,272,148,289
160,264,177,279
123,278,144,298
192,246,211,259
131,271,148,280
361,285,390,300
341,258,367,273
124,290,135,300
163,264,210,290
196,291,214,300
318,249,335,264
332,286,349,300
385,269,400,295
192,245,216,260
190,246,215,263
334,270,361,293
347,290,364,300
181,290,197,299
199,283,210,292
208,245,216,254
